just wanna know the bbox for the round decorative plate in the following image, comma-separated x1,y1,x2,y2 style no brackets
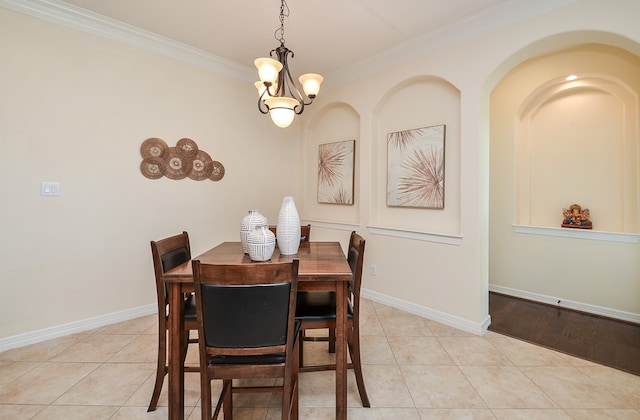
176,138,199,159
188,150,214,181
140,157,165,179
140,137,168,159
163,148,190,180
209,160,225,181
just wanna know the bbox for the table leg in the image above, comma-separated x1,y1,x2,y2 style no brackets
335,281,347,419
168,283,185,420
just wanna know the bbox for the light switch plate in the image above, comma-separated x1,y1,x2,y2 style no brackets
41,182,60,196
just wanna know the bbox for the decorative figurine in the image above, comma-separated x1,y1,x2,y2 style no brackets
562,203,592,229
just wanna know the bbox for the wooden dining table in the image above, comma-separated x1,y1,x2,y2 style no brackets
162,241,353,419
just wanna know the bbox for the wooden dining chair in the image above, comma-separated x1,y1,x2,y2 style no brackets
148,231,200,412
269,224,311,242
295,231,370,407
193,259,301,420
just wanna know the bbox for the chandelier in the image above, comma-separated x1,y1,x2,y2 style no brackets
255,0,323,128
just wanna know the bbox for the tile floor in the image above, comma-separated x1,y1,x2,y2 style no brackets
1,299,639,419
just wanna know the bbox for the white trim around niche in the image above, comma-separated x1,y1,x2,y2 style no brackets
362,288,490,336
367,225,463,245
0,304,157,352
490,284,640,324
303,220,361,232
513,224,640,243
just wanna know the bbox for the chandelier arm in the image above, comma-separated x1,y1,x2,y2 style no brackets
281,67,304,103
257,90,270,114
264,82,279,98
257,99,270,114
272,45,312,105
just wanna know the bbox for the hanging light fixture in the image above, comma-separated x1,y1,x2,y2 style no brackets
255,0,323,128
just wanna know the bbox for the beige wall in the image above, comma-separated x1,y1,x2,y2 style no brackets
0,9,302,339
2,0,640,343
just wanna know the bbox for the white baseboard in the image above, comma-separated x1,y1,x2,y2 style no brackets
18,286,630,353
361,289,491,336
489,284,640,324
0,304,157,353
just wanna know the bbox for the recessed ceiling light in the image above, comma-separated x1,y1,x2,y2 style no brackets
565,74,578,81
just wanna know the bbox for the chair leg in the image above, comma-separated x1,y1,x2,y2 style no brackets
201,374,212,420
292,342,300,420
284,341,299,419
298,330,305,368
348,328,370,408
147,326,166,412
328,328,336,353
182,329,191,365
223,380,233,420
212,381,229,420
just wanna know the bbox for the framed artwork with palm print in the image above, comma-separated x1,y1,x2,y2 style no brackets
387,124,445,209
317,140,355,205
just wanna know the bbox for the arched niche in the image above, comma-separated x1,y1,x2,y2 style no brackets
491,42,640,234
304,102,361,225
516,73,638,232
488,34,640,319
371,76,461,236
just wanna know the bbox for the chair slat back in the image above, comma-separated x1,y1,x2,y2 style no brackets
300,224,311,242
269,224,311,242
151,231,191,304
347,231,366,299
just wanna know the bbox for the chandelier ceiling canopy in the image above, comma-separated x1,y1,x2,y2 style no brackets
255,0,323,128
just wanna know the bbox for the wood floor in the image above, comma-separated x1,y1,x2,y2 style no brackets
489,292,640,376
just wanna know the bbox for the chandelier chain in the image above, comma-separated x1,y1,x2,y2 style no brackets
274,0,290,46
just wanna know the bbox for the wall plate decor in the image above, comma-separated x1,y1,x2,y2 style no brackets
317,140,355,205
139,137,225,182
387,124,445,209
140,137,168,159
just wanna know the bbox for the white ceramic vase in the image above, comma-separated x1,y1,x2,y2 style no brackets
247,224,276,261
240,210,268,254
276,196,301,255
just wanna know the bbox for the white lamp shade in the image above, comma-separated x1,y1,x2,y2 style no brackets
299,73,323,97
254,58,283,84
264,96,299,128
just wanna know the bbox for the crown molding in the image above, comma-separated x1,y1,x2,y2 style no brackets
328,0,578,85
1,0,578,87
0,0,256,83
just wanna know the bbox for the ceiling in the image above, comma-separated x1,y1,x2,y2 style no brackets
8,0,573,81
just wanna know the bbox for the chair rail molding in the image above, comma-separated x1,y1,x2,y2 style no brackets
367,225,463,245
303,219,361,232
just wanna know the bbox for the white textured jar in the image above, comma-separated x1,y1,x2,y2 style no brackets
240,210,268,254
247,225,276,261
276,196,301,255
